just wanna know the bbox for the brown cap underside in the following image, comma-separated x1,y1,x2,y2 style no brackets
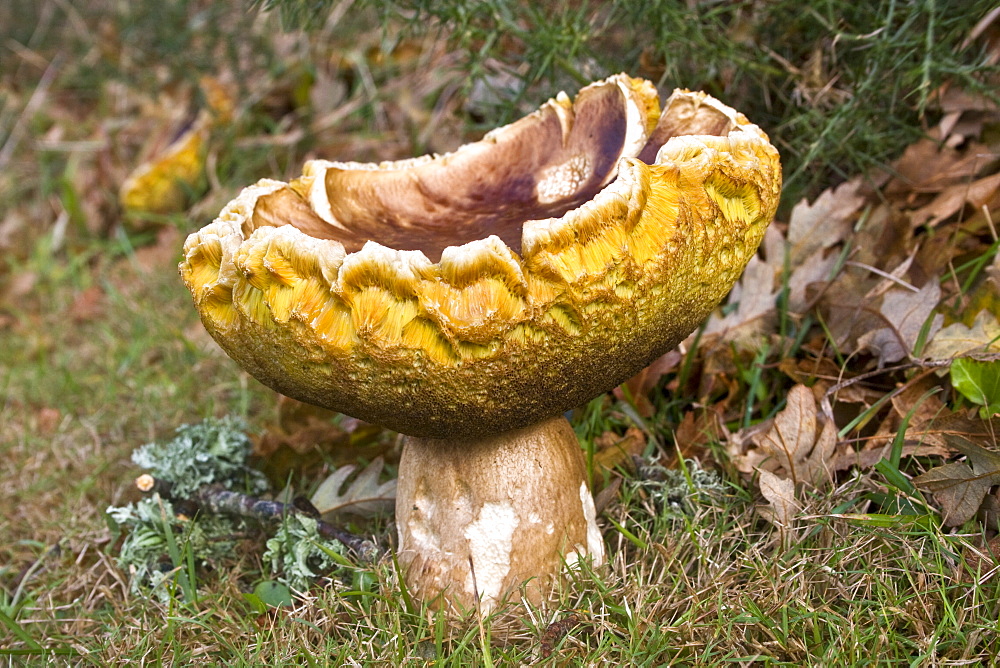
180,75,781,438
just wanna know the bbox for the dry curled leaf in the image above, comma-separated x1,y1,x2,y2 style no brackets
757,469,799,528
923,310,1000,359
856,279,943,365
742,384,838,487
787,179,864,266
310,456,396,520
909,172,1000,228
539,613,583,659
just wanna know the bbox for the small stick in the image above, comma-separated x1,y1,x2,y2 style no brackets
135,475,381,562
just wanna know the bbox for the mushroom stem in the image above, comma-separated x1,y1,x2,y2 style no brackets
396,416,605,615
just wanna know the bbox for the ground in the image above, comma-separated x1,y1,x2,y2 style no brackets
2,1,1000,664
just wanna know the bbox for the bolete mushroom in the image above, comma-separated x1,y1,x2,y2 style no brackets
180,74,780,614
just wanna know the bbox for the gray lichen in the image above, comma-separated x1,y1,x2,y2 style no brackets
263,514,346,593
129,416,269,497
634,459,728,517
107,416,347,599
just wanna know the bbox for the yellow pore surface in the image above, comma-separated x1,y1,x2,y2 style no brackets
180,88,781,439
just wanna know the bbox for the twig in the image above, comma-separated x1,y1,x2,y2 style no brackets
819,361,949,425
843,261,920,292
135,475,381,562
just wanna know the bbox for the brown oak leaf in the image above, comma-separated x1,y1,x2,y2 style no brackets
739,384,838,487
787,179,865,266
856,279,943,365
914,434,1000,526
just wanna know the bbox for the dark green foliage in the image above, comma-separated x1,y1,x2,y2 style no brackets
256,0,999,206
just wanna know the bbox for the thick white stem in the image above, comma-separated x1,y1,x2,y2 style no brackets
395,416,604,615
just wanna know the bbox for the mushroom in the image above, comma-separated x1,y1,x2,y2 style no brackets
180,74,781,615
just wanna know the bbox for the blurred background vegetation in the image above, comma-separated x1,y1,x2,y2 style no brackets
4,0,996,258
261,0,1000,206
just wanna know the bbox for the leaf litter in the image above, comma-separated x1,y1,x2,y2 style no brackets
620,58,1000,533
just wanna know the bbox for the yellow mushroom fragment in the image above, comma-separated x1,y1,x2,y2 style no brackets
180,74,781,615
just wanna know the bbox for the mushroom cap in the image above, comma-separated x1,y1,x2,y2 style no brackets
180,74,781,439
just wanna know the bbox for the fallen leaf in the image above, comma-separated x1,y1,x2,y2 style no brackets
829,377,952,469
253,396,388,486
702,253,779,342
593,477,622,515
890,375,950,428
36,407,61,435
757,469,799,527
4,271,37,301
199,75,237,124
69,285,105,323
310,456,396,519
945,434,1000,487
131,226,182,274
913,461,989,526
539,614,583,659
886,137,993,197
819,271,889,355
778,356,844,387
591,427,647,486
787,179,864,266
779,355,885,406
856,279,944,365
255,398,347,459
914,433,1000,526
830,441,949,473
903,412,1000,452
786,247,840,313
614,351,682,417
119,112,209,219
745,384,838,487
118,78,236,225
988,250,1000,285
851,203,914,272
909,172,1000,227
924,310,1000,359
668,408,725,466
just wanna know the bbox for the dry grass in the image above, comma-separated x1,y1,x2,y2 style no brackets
8,446,999,663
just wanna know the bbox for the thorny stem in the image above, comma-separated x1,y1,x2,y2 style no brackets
135,476,381,562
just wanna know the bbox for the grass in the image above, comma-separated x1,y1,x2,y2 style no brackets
3,0,1000,664
5,379,999,664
